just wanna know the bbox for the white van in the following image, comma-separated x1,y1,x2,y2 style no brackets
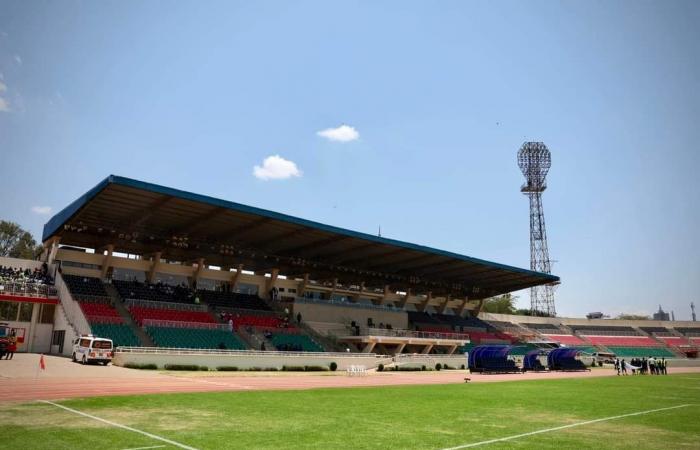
72,335,114,365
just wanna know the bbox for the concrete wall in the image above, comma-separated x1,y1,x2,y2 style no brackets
292,302,408,330
0,256,44,271
114,350,391,371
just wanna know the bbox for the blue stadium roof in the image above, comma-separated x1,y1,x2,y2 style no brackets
43,175,559,297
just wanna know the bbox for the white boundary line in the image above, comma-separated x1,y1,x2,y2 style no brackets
441,404,692,449
122,446,166,450
40,400,199,450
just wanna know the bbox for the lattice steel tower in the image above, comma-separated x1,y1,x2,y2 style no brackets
518,142,556,316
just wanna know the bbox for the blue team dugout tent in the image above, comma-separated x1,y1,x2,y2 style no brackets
467,345,520,373
522,350,546,371
547,347,589,371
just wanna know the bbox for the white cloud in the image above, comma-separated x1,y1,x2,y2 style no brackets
31,206,52,215
316,124,359,142
253,155,302,180
14,55,22,65
0,81,6,92
0,97,9,112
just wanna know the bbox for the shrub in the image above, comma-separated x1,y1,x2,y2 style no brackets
460,364,465,370
164,364,201,371
377,363,384,372
124,363,157,370
246,367,264,371
329,362,338,372
282,365,306,371
304,365,329,372
435,363,442,371
263,367,279,371
397,366,422,371
199,366,209,371
443,364,455,370
421,365,426,371
217,366,239,371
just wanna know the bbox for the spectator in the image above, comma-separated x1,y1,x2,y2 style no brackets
6,333,16,360
261,342,266,351
296,312,302,324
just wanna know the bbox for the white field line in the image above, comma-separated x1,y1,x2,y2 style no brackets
122,446,166,450
441,404,692,450
40,400,198,450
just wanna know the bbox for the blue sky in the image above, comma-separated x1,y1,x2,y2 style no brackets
1,1,698,319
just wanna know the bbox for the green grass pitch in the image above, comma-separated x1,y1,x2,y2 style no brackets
2,374,699,449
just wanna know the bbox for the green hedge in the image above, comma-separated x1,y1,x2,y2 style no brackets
164,364,208,371
123,363,158,370
217,366,239,371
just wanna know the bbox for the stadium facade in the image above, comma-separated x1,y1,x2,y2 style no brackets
1,176,698,367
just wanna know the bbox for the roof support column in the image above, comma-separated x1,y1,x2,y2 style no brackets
395,342,406,354
147,251,162,283
192,258,205,288
46,236,61,265
417,292,432,312
456,297,469,316
362,341,376,353
375,284,389,306
438,294,451,314
329,278,338,298
475,298,485,315
420,344,433,354
230,264,244,290
265,268,279,293
397,288,411,309
298,273,309,296
447,344,458,355
100,244,114,279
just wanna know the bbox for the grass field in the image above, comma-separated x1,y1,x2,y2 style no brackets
1,374,699,449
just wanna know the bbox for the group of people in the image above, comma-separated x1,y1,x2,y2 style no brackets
0,330,18,360
614,357,668,375
0,264,52,285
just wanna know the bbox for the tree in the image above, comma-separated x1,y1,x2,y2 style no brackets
482,293,516,314
616,314,650,321
0,220,43,260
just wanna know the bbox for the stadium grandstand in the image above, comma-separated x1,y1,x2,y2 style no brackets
1,175,699,367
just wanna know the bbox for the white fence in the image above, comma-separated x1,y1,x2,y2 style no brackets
366,327,470,341
125,298,208,312
0,282,57,298
113,346,391,371
142,319,230,331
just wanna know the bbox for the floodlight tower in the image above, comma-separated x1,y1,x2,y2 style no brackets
518,142,556,316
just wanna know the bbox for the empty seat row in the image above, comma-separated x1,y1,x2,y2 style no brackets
146,326,247,350
80,302,122,323
113,280,195,304
90,323,141,347
198,290,271,311
608,346,676,358
63,274,109,300
585,336,660,347
128,306,217,326
270,333,324,352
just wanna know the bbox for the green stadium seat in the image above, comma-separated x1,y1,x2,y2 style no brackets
90,323,141,347
270,333,324,352
146,326,247,350
607,346,676,358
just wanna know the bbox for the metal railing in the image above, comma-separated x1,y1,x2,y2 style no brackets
115,346,381,358
125,298,208,312
85,314,125,324
295,297,403,312
142,319,230,331
0,282,57,298
365,327,470,341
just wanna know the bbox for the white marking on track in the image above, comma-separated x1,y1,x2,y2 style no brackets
40,400,198,450
441,404,692,449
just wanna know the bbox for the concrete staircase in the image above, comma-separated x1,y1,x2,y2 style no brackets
104,283,154,347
